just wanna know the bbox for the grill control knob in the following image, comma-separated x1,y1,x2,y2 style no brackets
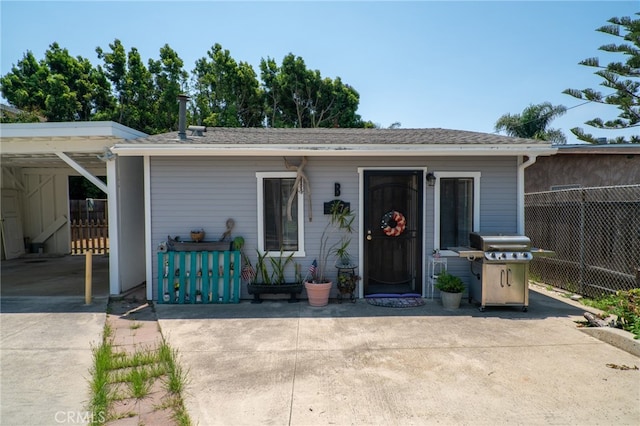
512,253,518,258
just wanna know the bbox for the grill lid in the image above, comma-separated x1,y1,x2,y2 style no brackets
469,232,531,251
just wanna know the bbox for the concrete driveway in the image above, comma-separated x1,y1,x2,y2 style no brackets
1,254,108,425
157,288,640,426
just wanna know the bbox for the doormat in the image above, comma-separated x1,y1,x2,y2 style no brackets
366,295,425,308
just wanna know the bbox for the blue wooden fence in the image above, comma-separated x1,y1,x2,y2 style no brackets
157,250,241,304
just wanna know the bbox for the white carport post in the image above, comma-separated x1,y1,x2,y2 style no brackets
106,158,121,295
144,155,153,301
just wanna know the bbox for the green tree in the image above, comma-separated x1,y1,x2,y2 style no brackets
495,102,568,144
1,44,114,121
192,43,263,127
97,40,156,133
148,44,189,132
3,42,373,131
0,51,48,115
563,14,640,144
0,106,41,123
260,53,366,128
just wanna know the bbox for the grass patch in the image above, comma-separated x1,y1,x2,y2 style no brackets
581,288,640,339
158,341,190,395
128,366,152,399
129,322,143,330
110,347,157,369
87,319,192,425
88,341,113,424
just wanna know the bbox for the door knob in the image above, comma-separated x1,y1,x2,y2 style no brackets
366,230,372,241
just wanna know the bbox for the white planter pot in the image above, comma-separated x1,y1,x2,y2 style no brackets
440,291,462,309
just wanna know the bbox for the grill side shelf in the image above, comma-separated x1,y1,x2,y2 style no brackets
531,248,556,258
451,247,484,259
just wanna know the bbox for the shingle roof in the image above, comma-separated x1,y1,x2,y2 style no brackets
133,127,548,146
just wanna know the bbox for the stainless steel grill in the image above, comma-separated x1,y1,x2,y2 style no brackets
467,232,533,312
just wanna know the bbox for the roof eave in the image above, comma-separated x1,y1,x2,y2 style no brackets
0,121,147,139
1,136,123,154
111,143,557,157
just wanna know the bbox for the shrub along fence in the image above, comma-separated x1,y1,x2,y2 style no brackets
525,185,640,298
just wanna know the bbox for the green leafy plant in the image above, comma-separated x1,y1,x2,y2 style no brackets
582,289,640,339
335,239,355,268
435,271,465,293
232,236,245,251
337,273,360,292
254,249,294,285
312,201,355,283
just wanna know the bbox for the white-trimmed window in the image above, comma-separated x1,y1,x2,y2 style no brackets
256,172,305,257
433,171,480,252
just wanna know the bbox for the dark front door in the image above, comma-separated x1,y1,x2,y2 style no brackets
363,170,423,295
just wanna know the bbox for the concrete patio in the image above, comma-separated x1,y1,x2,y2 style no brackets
1,255,638,425
156,288,640,425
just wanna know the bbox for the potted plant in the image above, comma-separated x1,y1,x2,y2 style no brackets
335,240,358,303
247,250,303,303
435,271,465,309
190,228,205,242
305,201,355,307
336,272,360,303
195,289,203,303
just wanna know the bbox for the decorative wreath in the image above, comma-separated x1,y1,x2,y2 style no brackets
381,210,406,237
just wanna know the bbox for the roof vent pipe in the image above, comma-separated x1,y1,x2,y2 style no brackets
177,94,190,140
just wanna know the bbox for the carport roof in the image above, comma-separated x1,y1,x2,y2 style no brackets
0,121,147,168
114,127,557,157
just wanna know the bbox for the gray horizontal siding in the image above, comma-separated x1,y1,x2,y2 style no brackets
150,155,519,299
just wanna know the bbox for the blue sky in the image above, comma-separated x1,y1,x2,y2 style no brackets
1,1,638,143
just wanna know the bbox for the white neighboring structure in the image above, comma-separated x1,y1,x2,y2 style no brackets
0,121,147,296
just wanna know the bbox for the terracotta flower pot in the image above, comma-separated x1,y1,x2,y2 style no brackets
305,281,332,307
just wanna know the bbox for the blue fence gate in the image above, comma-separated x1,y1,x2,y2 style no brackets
157,250,241,304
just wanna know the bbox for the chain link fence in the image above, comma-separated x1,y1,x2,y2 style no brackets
525,185,640,297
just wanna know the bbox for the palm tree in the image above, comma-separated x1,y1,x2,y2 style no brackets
495,102,567,145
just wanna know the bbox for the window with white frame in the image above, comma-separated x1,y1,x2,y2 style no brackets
256,172,305,256
434,172,480,250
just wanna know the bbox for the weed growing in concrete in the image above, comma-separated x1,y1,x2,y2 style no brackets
128,367,152,399
88,323,114,425
159,341,190,395
87,321,192,425
129,322,143,330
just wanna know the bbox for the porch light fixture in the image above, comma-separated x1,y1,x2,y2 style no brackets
97,148,115,162
426,172,436,187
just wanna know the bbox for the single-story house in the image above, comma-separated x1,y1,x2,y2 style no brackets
111,121,557,302
525,143,640,193
0,121,147,296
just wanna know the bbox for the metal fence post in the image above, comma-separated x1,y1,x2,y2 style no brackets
578,189,585,295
